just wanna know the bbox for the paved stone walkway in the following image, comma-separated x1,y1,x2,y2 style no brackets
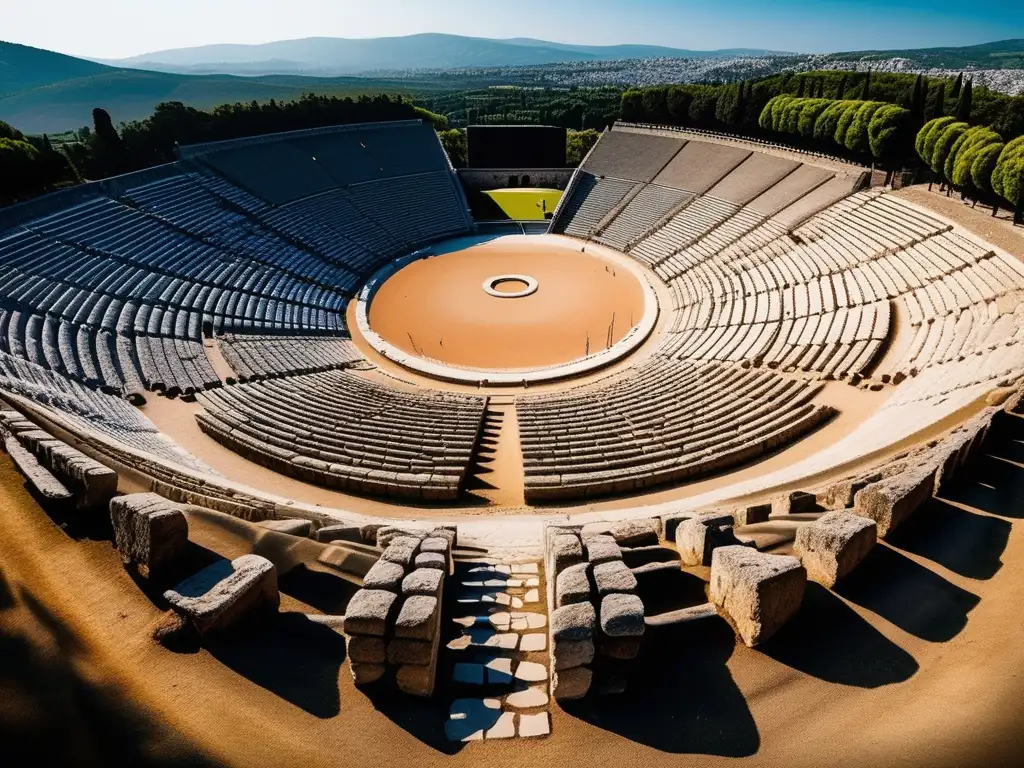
444,559,552,742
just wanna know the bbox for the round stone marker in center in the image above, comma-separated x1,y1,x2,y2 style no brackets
483,274,539,299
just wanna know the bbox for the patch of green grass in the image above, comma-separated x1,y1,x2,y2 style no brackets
483,188,563,220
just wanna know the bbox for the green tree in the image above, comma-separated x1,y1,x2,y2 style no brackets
950,72,963,101
917,116,956,162
861,70,872,100
797,99,831,138
844,101,884,153
931,82,946,119
868,104,911,162
834,101,864,147
666,87,693,125
950,126,1001,188
836,74,848,99
930,121,969,178
955,78,973,122
971,142,1004,193
438,128,467,168
566,129,600,166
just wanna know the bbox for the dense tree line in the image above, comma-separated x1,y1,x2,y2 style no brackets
621,71,1024,168
0,93,444,206
917,117,1024,222
0,120,80,205
419,87,621,131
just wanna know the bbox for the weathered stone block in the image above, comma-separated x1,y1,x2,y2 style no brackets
555,562,591,607
853,465,936,538
394,595,438,640
552,637,595,671
396,663,434,696
549,533,584,574
551,601,596,641
387,638,433,666
599,593,645,638
771,491,818,516
362,560,406,592
710,546,805,647
592,560,638,595
675,512,735,566
608,518,660,547
583,534,621,565
732,503,771,526
350,662,386,686
551,666,592,700
110,493,188,582
794,512,876,587
343,589,398,637
164,554,279,636
414,552,447,570
348,635,387,664
401,568,443,596
376,528,424,548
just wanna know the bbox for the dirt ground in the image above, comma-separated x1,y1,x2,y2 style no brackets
2,412,1024,766
368,237,646,369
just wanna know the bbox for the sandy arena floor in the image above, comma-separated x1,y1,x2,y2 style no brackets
368,236,646,370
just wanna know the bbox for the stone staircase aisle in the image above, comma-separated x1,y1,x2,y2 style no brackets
463,396,526,508
442,555,552,742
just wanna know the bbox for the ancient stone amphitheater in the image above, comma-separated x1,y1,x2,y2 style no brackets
2,120,1023,760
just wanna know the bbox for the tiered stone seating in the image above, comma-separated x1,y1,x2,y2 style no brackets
518,357,835,502
0,120,471,402
553,175,639,239
195,369,487,500
0,351,213,472
218,334,363,380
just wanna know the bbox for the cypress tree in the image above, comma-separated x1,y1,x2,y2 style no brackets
797,77,806,97
955,78,973,122
910,74,926,126
951,73,963,101
836,73,847,100
932,82,946,119
861,70,871,100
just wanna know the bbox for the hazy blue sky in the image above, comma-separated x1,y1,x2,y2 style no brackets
6,0,1022,59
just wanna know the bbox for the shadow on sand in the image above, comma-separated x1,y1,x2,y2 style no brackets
206,612,348,719
761,583,918,686
561,617,759,756
835,543,979,642
886,497,1010,580
0,571,217,766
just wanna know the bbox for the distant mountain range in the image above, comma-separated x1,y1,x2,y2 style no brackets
95,34,781,76
2,35,1023,135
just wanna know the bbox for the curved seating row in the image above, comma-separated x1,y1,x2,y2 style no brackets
517,357,834,502
218,334,363,381
195,370,487,501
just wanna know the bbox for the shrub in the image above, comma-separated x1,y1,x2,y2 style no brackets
918,116,956,162
845,102,885,153
950,127,1001,188
971,142,1004,193
869,104,911,161
833,102,864,147
930,121,969,177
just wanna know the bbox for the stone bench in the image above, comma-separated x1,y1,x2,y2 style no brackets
853,464,936,538
3,432,72,502
793,512,876,588
710,546,806,647
164,554,279,636
110,493,189,582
